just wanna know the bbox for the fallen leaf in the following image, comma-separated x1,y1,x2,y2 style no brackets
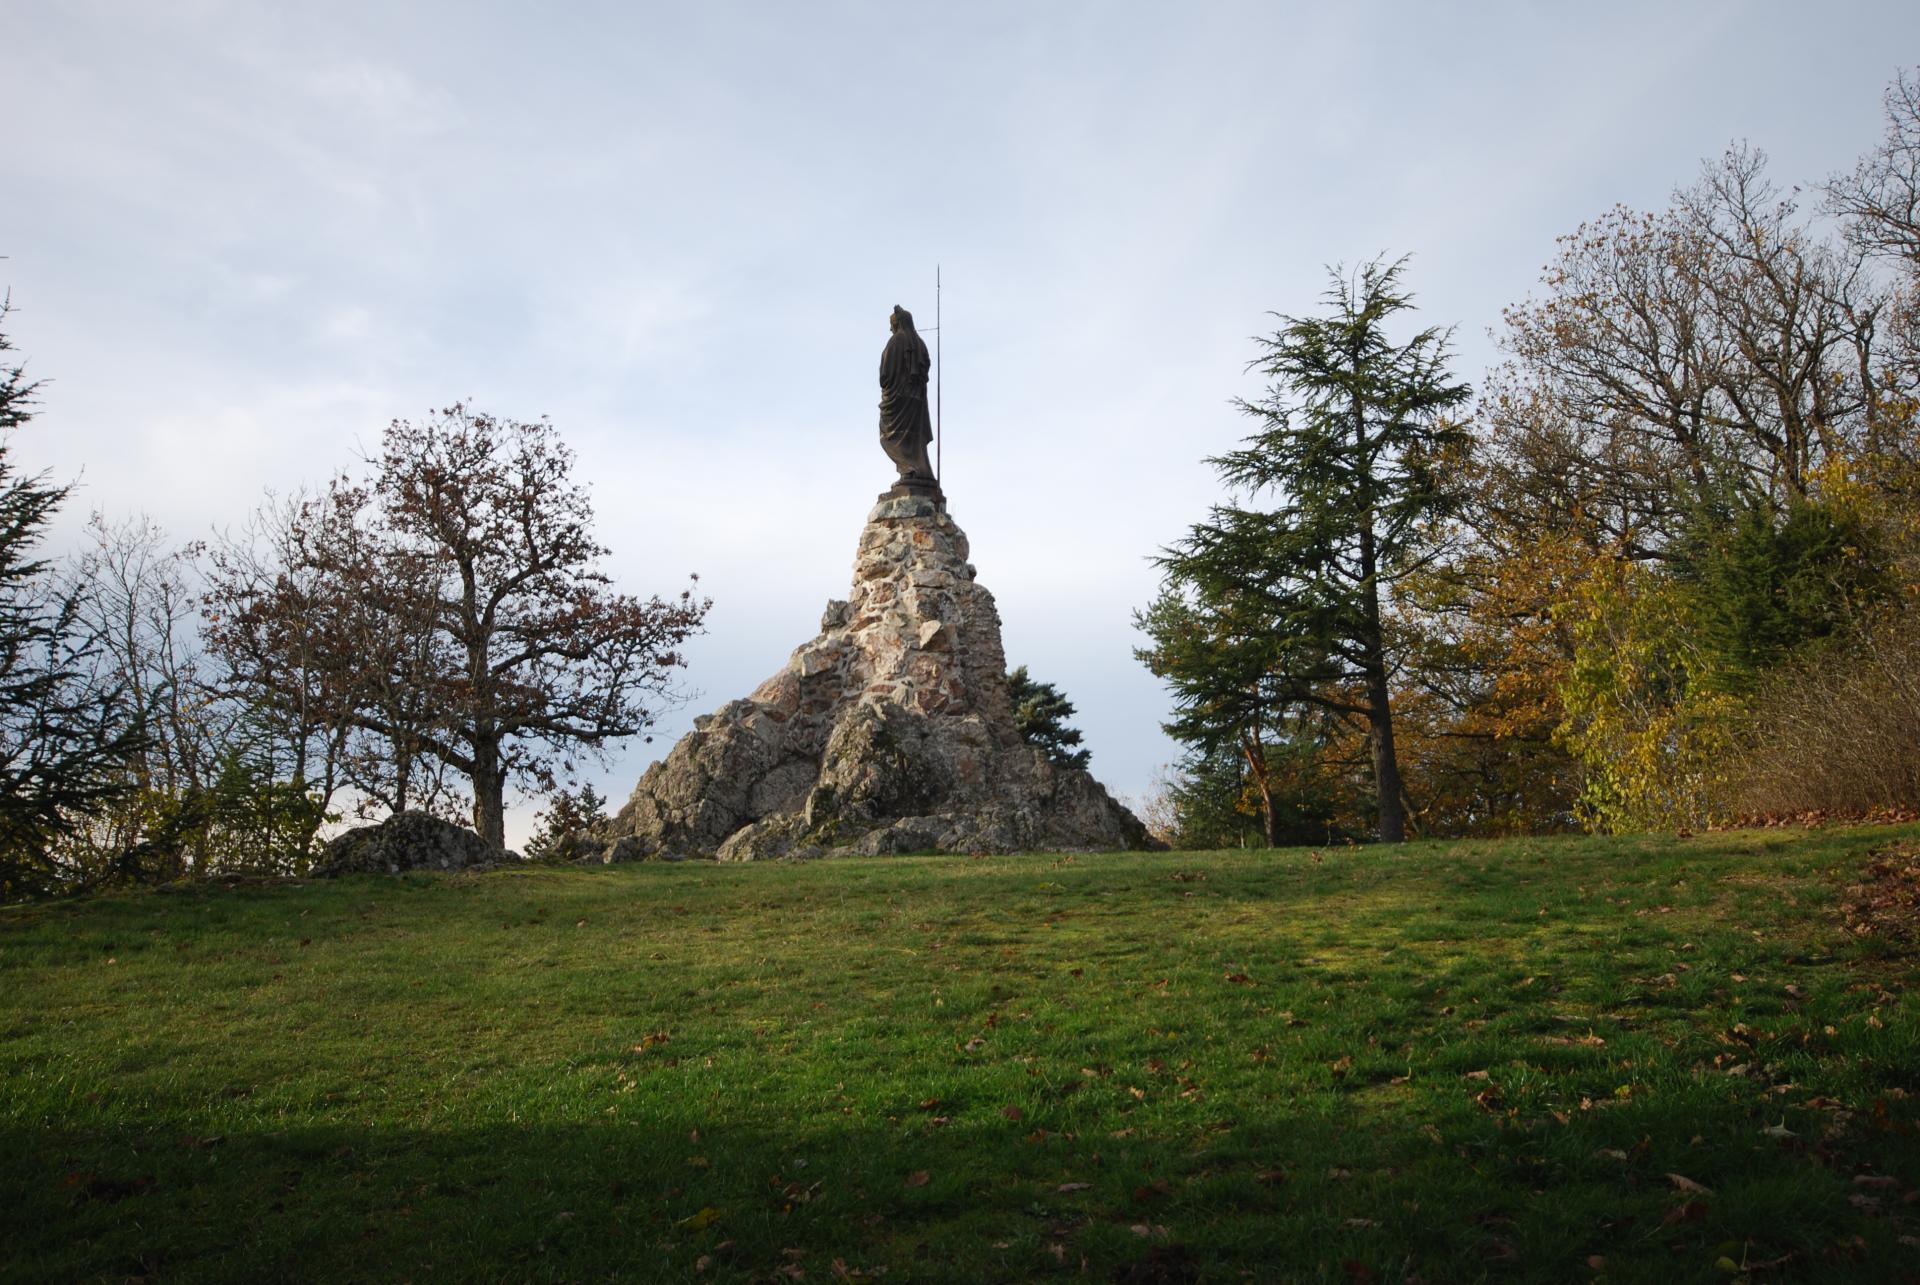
904,1170,930,1188
1661,1200,1709,1226
1057,1182,1091,1193
1666,1173,1713,1195
1344,1217,1379,1228
1001,1106,1023,1121
678,1206,722,1230
1133,1178,1173,1202
1853,1174,1899,1189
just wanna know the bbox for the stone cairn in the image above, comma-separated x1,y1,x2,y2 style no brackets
580,492,1152,861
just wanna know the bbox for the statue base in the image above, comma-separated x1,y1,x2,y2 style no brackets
879,476,945,508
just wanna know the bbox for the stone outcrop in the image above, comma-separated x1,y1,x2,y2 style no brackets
313,810,513,876
585,494,1151,861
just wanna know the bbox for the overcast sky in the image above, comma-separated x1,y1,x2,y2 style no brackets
6,1,1916,844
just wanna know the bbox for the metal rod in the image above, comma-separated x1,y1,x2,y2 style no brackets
935,263,942,485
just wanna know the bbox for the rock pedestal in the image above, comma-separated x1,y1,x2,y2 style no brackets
587,494,1150,860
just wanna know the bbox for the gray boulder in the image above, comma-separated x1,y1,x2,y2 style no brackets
313,810,512,876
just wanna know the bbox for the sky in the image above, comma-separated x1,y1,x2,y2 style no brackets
5,1,1916,845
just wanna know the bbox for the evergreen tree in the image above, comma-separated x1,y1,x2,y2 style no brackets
0,302,150,898
1676,493,1889,694
1007,665,1090,770
1144,258,1470,842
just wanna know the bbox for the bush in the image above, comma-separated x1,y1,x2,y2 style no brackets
1723,599,1920,817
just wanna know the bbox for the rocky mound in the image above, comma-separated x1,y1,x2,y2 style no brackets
581,493,1151,861
313,810,512,876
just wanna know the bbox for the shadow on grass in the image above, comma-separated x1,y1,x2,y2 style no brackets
7,1090,1917,1284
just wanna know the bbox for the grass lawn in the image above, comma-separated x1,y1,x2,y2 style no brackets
3,827,1918,1283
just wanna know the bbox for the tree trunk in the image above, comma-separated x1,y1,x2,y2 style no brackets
1353,387,1407,844
393,743,412,815
1357,552,1407,843
470,736,506,849
1357,565,1406,842
1242,732,1277,847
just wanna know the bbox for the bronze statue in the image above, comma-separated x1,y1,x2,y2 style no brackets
878,305,936,484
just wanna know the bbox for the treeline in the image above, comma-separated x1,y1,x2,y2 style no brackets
0,353,708,902
1140,69,1920,848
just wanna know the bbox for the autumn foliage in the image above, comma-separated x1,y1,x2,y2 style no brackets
206,406,710,849
1145,69,1920,843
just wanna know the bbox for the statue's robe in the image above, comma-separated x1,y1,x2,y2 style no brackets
878,315,935,481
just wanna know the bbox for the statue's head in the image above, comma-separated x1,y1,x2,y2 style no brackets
891,305,915,334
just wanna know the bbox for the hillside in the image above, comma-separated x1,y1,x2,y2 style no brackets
3,829,1918,1282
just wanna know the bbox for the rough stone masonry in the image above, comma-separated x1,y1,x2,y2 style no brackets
581,492,1152,861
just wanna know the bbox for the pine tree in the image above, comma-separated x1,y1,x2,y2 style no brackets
1144,258,1470,843
1007,665,1090,770
0,301,150,898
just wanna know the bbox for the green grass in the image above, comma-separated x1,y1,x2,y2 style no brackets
3,828,1918,1283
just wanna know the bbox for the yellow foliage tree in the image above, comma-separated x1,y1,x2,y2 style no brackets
1553,556,1741,832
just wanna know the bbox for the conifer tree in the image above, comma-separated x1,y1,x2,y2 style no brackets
1143,258,1470,843
1007,665,1091,770
0,301,149,897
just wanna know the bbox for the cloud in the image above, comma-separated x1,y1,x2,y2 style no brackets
305,59,463,136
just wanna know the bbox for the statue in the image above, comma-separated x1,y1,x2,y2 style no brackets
878,305,936,487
